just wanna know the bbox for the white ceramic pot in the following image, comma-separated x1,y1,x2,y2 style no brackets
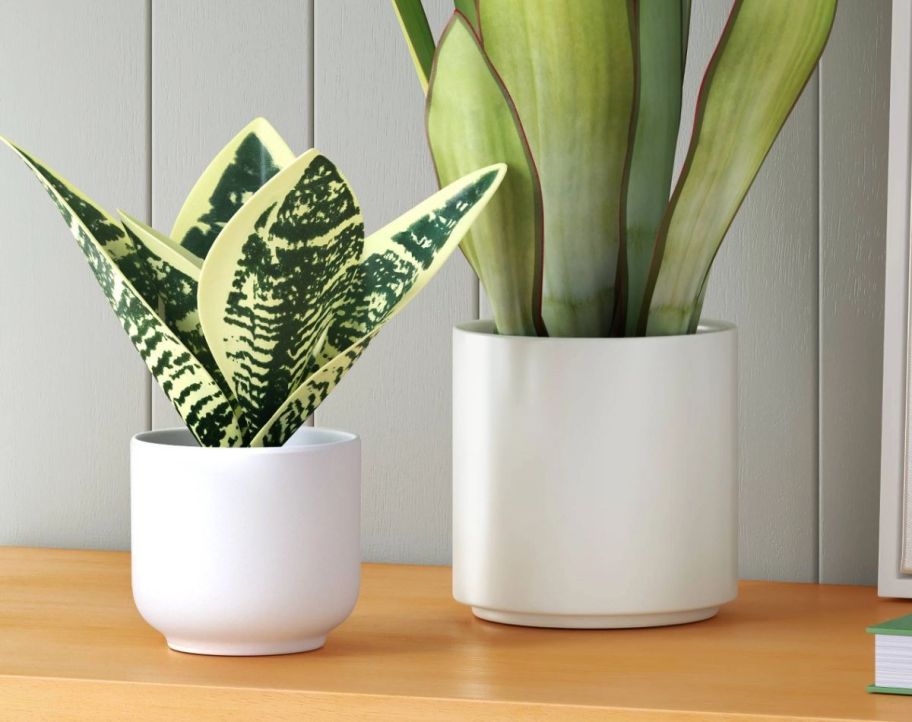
131,426,360,655
452,320,738,629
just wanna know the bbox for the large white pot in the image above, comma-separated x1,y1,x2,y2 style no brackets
131,426,360,655
453,320,738,628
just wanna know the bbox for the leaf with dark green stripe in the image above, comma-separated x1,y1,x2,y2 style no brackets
249,163,506,447
644,0,837,335
171,117,295,258
427,14,544,336
392,0,437,93
477,0,635,337
252,339,372,448
344,164,505,347
121,211,203,280
1,138,246,447
198,150,365,435
624,0,686,335
119,212,232,399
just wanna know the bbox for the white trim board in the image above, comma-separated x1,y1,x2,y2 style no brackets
879,0,912,597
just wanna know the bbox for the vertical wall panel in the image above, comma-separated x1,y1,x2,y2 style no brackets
818,0,890,584
315,1,476,564
682,1,821,581
0,0,895,577
151,0,312,429
0,0,149,550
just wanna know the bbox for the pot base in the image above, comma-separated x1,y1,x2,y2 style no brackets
166,635,326,656
471,606,720,629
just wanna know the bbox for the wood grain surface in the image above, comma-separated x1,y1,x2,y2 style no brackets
1,548,911,721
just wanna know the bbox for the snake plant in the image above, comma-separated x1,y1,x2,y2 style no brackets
1,118,505,447
393,0,837,337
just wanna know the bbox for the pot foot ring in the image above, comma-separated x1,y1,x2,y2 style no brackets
471,606,720,629
166,635,327,656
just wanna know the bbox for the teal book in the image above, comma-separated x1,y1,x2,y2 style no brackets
867,614,912,695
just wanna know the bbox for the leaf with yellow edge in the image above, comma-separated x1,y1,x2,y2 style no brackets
392,0,436,93
118,212,231,397
171,117,296,258
249,163,506,447
0,138,245,447
121,211,202,280
198,150,365,436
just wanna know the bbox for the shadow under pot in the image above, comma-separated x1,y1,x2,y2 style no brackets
130,426,361,655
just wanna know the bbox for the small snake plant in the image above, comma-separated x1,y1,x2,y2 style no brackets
1,118,504,447
393,0,837,337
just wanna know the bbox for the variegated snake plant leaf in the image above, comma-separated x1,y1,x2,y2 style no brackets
171,117,296,259
2,120,505,447
250,165,503,447
0,139,246,447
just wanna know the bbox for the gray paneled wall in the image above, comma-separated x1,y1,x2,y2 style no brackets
0,0,149,550
682,1,821,582
0,0,890,584
314,0,472,564
818,0,890,585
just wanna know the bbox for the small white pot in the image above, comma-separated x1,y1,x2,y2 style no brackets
131,426,360,655
453,320,738,628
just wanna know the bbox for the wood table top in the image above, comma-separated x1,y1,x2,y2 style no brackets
1,547,911,720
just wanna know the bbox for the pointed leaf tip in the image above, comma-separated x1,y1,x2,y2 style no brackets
171,117,297,258
250,163,507,447
2,142,245,446
198,149,365,437
427,14,545,336
644,0,836,336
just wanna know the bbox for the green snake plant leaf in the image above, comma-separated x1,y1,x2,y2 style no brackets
249,163,507,447
0,139,246,447
681,0,691,67
118,212,231,396
454,0,479,31
624,0,686,335
427,13,544,336
644,0,837,336
171,117,296,259
477,0,636,337
198,150,365,436
392,0,437,93
688,272,709,334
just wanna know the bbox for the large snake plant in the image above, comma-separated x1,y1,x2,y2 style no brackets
393,0,837,337
1,118,505,447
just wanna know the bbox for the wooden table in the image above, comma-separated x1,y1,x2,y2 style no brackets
1,548,911,721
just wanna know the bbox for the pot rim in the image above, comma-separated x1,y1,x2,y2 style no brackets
454,318,735,343
131,426,359,454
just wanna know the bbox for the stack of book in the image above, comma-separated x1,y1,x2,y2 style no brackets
868,614,912,695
